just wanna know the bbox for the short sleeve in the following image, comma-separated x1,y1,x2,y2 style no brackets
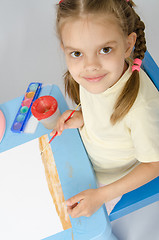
130,98,159,163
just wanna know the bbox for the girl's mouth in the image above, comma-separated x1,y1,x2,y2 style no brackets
83,74,106,82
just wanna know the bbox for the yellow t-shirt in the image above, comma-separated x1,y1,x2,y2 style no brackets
79,64,159,185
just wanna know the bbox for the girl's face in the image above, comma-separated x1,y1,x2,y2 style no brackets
61,14,136,94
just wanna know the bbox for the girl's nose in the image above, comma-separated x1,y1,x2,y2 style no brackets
84,55,101,72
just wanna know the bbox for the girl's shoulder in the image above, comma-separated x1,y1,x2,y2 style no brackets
125,68,159,125
127,58,158,102
139,69,159,101
130,68,159,111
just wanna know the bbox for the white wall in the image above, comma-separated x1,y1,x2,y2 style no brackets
0,0,66,104
135,0,159,64
0,0,159,105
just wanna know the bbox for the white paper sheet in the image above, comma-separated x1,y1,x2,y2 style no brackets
0,139,63,240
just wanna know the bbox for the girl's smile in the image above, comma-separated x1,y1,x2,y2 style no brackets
83,73,107,83
61,14,135,94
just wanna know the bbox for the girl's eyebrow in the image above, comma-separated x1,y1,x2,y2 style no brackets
64,41,117,51
97,41,117,49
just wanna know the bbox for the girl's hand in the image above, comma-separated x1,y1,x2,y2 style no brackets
50,110,84,136
66,188,104,218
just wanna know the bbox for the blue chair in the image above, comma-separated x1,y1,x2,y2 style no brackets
109,51,159,221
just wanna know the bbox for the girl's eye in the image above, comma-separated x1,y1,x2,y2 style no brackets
100,47,112,55
71,51,83,58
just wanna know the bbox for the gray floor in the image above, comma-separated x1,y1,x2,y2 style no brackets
0,1,159,239
111,201,159,240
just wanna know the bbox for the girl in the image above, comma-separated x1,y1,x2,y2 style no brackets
51,0,159,217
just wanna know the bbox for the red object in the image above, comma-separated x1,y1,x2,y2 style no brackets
49,131,58,144
31,96,58,120
132,58,142,72
59,0,64,4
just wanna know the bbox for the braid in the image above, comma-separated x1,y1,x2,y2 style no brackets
110,2,147,125
133,16,147,60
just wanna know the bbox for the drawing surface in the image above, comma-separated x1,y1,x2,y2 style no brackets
0,135,71,240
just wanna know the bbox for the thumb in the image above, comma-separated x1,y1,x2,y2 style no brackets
64,118,76,129
66,193,83,206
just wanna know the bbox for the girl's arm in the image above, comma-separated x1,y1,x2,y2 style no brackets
50,109,84,136
66,161,159,218
100,161,159,202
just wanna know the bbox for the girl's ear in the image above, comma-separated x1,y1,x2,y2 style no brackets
125,32,137,58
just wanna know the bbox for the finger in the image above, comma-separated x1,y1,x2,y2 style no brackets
50,128,57,136
68,202,78,209
58,112,71,132
59,111,73,125
60,110,72,123
50,127,61,136
50,111,72,136
68,202,84,218
66,193,84,207
63,118,76,129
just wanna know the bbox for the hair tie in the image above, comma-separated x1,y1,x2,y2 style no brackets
132,58,142,72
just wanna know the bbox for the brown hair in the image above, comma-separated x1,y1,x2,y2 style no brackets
56,0,146,124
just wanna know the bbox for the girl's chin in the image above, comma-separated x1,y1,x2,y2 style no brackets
83,85,109,94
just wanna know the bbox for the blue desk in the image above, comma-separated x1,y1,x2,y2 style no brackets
0,85,117,240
